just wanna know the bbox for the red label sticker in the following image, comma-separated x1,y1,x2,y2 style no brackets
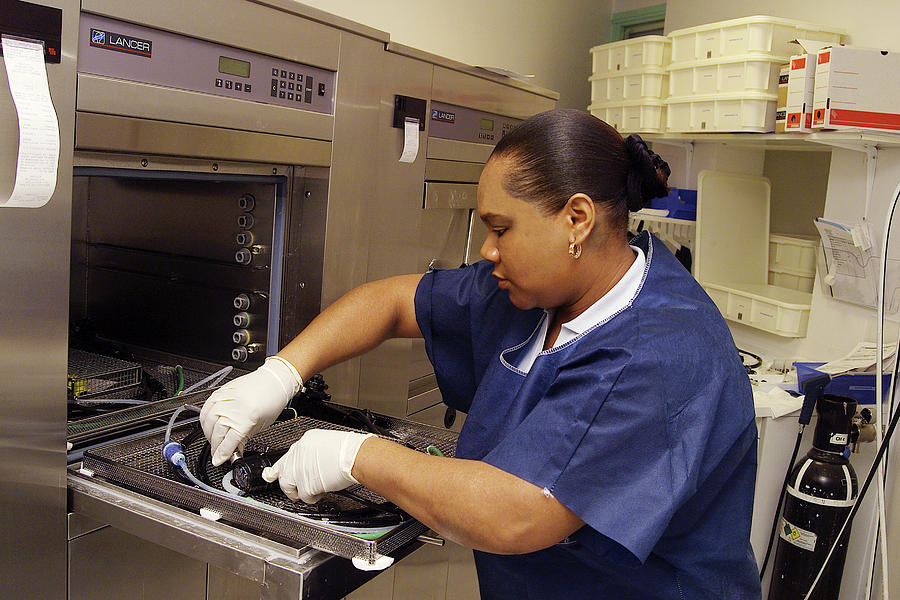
818,51,831,65
792,57,807,70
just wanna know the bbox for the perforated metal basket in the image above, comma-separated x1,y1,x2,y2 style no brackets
79,410,458,564
68,349,142,399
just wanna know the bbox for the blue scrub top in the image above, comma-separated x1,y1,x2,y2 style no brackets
414,232,761,600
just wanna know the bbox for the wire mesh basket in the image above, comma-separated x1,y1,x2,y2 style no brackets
79,409,458,564
67,349,143,399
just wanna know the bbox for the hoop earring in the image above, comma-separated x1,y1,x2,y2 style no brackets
568,242,582,259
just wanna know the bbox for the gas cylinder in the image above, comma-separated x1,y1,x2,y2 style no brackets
768,394,858,600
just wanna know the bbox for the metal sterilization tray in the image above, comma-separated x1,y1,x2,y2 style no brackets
77,406,458,566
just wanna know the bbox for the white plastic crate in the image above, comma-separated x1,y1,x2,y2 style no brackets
589,99,665,133
769,233,818,273
768,267,815,293
695,170,811,338
665,91,776,132
590,67,668,103
590,36,671,76
667,54,786,97
668,16,844,63
703,282,811,337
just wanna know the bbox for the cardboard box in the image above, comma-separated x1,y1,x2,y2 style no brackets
813,46,900,132
775,63,789,132
786,54,816,131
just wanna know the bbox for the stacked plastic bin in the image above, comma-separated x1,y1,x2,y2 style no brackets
768,233,818,293
588,36,671,133
664,16,844,133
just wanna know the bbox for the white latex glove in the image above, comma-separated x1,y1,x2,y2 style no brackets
200,356,303,466
262,429,375,504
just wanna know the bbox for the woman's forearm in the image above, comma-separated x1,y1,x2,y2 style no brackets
352,437,584,554
277,274,423,381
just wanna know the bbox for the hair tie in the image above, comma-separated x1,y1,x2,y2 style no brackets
623,134,671,212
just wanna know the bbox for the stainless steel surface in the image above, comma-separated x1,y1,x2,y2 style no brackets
386,41,559,103
67,511,106,539
425,158,486,183
75,112,332,165
250,0,390,43
424,182,478,210
82,0,343,70
68,524,208,600
316,31,391,406
432,65,557,119
70,167,288,366
68,474,314,600
426,137,495,163
79,13,337,116
356,48,433,420
0,1,75,597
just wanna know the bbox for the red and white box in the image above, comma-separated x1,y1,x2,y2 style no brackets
786,53,816,131
813,46,900,132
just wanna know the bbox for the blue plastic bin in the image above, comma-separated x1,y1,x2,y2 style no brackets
649,188,697,220
794,362,892,405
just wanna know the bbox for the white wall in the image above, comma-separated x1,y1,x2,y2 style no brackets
297,0,612,110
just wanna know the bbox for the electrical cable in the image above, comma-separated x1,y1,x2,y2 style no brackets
163,404,405,537
738,348,762,373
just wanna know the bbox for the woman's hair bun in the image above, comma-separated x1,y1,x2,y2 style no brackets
623,134,671,212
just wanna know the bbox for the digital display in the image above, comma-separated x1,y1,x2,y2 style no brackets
218,56,250,78
480,118,495,131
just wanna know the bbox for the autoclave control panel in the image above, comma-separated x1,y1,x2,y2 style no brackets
428,101,521,145
77,14,335,115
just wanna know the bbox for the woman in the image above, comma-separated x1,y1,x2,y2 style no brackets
201,109,761,599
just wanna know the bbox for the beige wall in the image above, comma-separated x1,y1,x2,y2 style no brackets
296,0,612,109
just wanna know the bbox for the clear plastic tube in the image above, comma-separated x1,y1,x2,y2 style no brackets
181,366,233,395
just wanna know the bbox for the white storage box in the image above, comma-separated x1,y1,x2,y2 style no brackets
590,67,668,103
769,233,818,273
668,54,787,96
768,267,815,293
668,16,844,63
589,99,665,133
695,170,811,338
813,45,900,132
703,282,811,337
590,36,671,76
665,91,776,132
786,54,816,132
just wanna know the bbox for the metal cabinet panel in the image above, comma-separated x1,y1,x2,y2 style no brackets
0,1,76,598
432,66,557,119
68,526,207,600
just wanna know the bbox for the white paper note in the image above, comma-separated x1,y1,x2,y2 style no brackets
815,218,878,308
399,117,419,163
2,36,60,208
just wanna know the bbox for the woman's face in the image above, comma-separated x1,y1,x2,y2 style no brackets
477,157,574,310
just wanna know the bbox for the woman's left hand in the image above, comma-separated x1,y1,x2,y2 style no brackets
262,429,375,503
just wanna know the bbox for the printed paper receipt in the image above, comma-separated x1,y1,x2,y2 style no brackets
1,36,60,208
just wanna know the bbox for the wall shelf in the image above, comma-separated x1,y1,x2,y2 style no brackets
642,129,900,151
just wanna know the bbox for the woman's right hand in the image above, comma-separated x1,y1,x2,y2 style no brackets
199,356,303,466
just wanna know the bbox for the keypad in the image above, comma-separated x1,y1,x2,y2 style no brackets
270,66,320,105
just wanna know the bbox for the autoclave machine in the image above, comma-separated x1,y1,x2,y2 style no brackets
55,1,558,600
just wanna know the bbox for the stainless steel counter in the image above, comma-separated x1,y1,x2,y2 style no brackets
68,472,424,600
